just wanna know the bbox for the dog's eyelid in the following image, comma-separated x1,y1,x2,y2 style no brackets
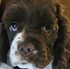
9,22,18,32
10,21,18,26
10,21,18,24
41,25,52,35
43,25,52,29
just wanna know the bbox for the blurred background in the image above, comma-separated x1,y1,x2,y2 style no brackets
60,0,70,20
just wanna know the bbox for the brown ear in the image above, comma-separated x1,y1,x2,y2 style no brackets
0,0,10,63
0,23,9,63
54,3,69,50
52,3,70,69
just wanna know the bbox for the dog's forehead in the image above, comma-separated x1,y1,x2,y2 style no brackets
2,0,56,29
24,6,56,30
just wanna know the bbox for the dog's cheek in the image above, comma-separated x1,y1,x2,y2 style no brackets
45,29,58,48
42,29,58,59
6,29,16,45
9,32,24,66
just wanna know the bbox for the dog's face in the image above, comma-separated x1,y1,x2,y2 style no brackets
2,0,59,68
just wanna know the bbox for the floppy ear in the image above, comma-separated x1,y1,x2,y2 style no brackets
53,3,70,69
0,0,9,63
53,4,68,52
0,23,9,63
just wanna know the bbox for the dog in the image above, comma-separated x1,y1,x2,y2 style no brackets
0,0,70,69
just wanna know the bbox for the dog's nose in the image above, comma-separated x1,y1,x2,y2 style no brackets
18,43,35,56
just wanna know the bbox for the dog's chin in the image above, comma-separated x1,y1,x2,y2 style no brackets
11,60,52,69
17,61,36,69
12,61,39,69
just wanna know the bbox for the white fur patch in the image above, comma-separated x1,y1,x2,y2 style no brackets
44,61,52,69
0,61,52,69
9,32,24,67
0,62,14,69
17,60,52,69
17,61,34,69
33,50,38,54
17,61,40,69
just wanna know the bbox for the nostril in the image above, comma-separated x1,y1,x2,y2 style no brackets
27,48,33,52
18,46,25,56
18,46,24,51
25,48,33,56
18,43,35,56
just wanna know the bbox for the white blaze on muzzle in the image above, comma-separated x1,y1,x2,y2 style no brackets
9,32,24,67
9,31,38,68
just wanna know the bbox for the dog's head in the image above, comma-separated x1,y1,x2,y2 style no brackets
0,0,69,69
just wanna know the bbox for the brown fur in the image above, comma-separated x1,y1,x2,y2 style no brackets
0,0,70,69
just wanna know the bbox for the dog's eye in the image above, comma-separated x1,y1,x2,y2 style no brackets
9,22,18,32
42,25,52,34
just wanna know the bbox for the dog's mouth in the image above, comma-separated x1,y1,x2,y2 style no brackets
17,61,29,66
21,62,28,65
13,60,53,69
13,61,36,69
14,62,29,69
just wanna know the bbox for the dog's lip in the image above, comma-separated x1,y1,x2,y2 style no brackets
18,61,29,65
11,61,29,67
21,62,28,65
17,61,35,69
